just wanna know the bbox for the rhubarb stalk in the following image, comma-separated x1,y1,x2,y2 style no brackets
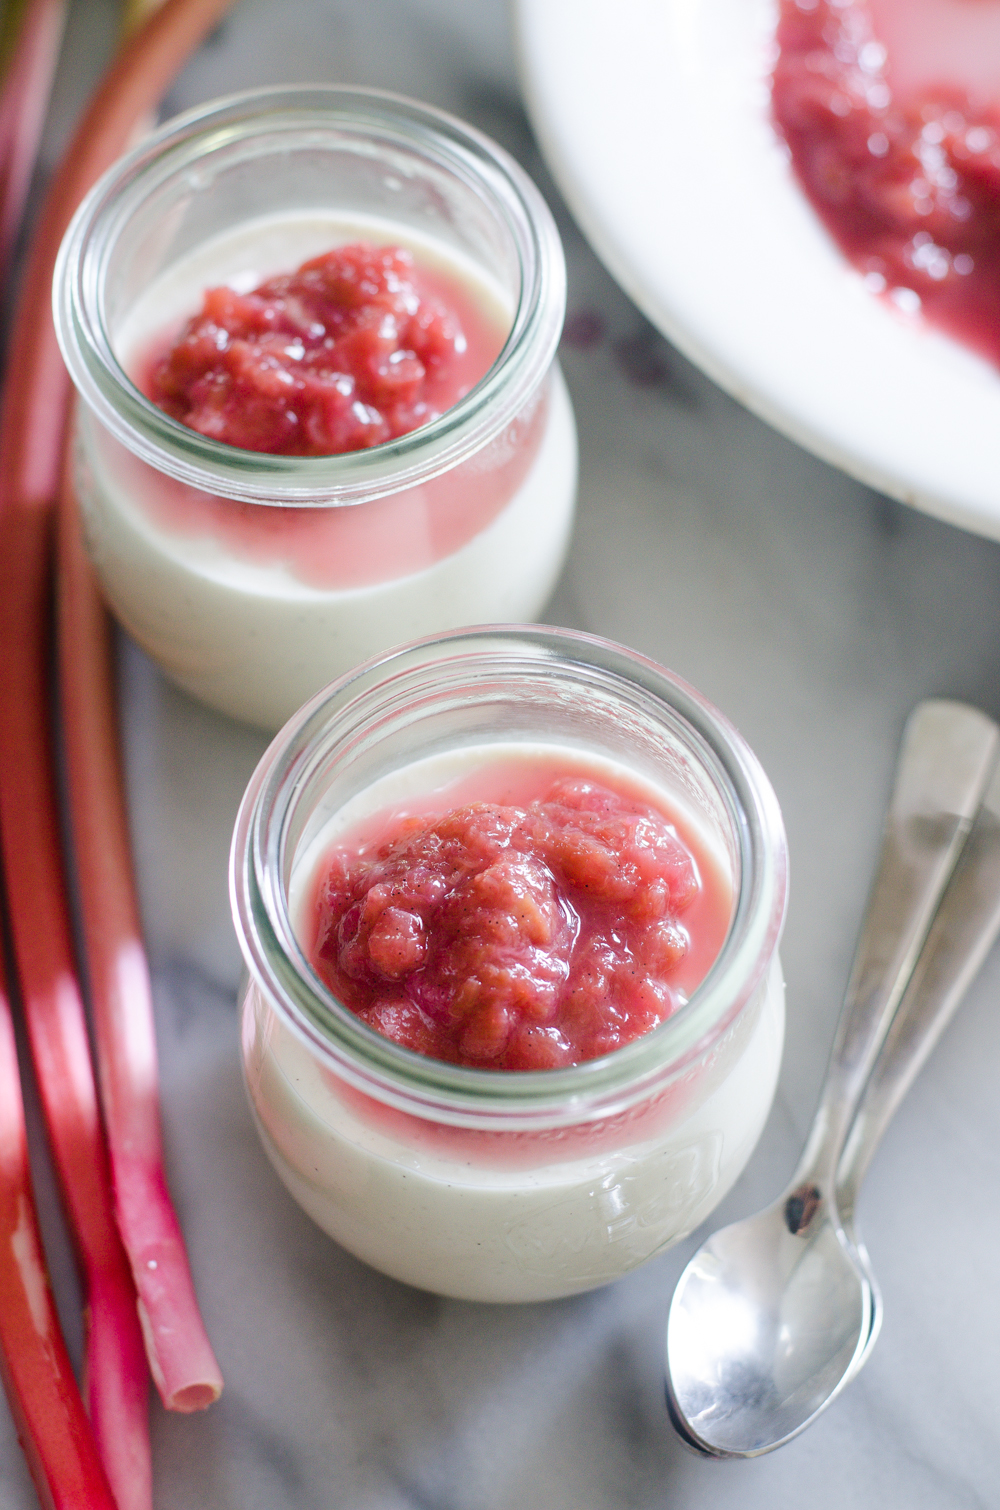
0,945,119,1510
0,0,67,285
0,503,151,1510
57,455,223,1411
52,0,225,1420
0,0,235,1495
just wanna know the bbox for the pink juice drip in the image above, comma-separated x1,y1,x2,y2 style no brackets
117,252,544,591
303,753,735,1167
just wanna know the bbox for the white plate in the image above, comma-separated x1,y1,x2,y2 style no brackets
515,0,1000,540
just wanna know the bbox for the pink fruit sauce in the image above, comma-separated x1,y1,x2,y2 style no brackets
144,242,504,456
304,756,732,1071
117,240,547,591
772,0,1000,367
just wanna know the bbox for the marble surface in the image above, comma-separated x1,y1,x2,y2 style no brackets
5,1,1000,1506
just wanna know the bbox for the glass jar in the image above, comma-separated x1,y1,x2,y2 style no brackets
230,627,788,1302
54,87,576,730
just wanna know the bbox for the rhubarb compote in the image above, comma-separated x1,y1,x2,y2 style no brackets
305,760,730,1071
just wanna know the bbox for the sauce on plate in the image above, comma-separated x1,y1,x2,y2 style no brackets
772,0,1000,368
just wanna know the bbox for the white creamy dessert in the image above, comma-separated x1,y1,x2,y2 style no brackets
74,379,576,730
70,211,577,729
242,962,784,1302
238,742,786,1303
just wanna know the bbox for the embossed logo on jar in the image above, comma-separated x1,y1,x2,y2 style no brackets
502,1132,723,1281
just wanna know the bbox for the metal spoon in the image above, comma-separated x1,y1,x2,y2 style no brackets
837,747,1000,1290
664,699,1000,1458
668,758,1000,1454
825,767,1000,1394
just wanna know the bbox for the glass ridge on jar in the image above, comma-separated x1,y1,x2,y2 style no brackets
230,627,789,1303
54,86,577,730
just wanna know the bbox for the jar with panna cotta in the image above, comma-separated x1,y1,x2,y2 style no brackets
230,627,788,1303
53,87,576,730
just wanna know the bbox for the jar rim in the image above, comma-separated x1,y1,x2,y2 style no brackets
230,626,788,1129
53,84,565,507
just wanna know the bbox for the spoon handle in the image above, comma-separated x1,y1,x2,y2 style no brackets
837,757,1000,1218
797,699,999,1187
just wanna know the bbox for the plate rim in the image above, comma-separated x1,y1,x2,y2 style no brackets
514,0,1000,544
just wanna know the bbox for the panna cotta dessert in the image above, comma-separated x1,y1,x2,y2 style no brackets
55,89,576,729
231,628,788,1302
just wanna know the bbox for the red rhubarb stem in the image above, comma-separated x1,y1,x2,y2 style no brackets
0,0,67,287
0,494,152,1510
57,455,223,1411
0,945,119,1510
0,0,236,1486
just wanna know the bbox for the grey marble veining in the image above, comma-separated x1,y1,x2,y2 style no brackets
4,1,1000,1506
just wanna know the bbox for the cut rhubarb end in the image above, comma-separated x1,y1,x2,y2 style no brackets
137,1299,223,1413
173,1382,223,1412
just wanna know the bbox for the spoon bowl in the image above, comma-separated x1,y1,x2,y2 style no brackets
666,1188,871,1455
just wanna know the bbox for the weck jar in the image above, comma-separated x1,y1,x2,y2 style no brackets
54,86,576,729
230,627,788,1302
